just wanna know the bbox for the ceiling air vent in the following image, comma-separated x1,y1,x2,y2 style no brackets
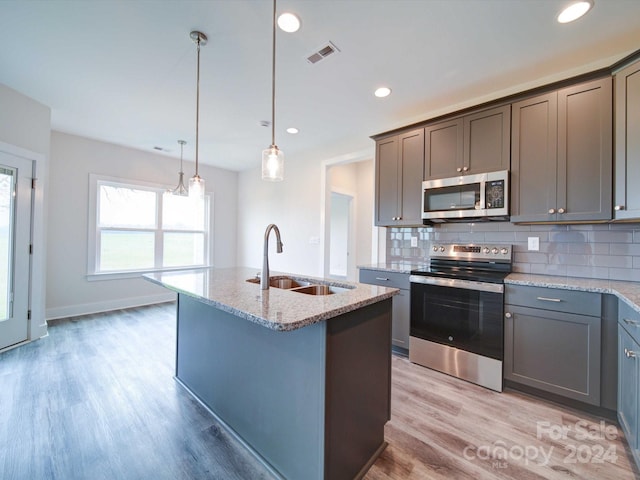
306,42,340,65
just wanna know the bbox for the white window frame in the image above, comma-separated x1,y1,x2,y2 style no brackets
87,174,212,281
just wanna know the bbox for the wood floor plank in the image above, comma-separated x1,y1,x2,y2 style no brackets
1,303,638,479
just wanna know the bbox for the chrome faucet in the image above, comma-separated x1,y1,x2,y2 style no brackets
262,224,283,290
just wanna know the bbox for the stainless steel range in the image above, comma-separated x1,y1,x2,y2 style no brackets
409,244,512,392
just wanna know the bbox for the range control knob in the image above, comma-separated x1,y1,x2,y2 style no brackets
440,246,446,252
483,247,490,254
432,246,438,252
492,248,499,254
501,247,509,255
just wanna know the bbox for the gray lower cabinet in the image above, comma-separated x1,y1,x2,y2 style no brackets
359,268,410,352
504,285,602,406
618,301,640,470
614,58,640,219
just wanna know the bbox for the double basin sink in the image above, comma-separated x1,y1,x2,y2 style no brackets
246,275,352,296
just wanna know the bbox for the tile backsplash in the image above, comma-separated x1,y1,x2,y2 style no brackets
387,222,640,281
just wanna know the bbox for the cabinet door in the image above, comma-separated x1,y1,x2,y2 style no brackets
557,77,612,222
424,118,463,179
375,136,399,226
618,324,639,452
615,60,640,220
391,289,410,351
463,105,511,174
398,129,425,225
504,305,601,405
510,92,558,222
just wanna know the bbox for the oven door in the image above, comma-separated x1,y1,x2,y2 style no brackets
409,276,504,360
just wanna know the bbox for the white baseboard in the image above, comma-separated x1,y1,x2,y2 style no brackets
45,292,177,321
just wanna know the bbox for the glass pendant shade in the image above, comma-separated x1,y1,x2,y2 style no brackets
189,174,205,198
262,145,284,182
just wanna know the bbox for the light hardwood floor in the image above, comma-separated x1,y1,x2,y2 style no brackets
1,302,637,479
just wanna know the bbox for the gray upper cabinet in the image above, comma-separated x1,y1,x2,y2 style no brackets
375,128,424,226
424,105,510,179
424,118,462,179
614,59,640,220
511,77,612,223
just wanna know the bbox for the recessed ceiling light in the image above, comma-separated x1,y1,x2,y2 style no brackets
277,12,301,33
286,127,299,134
557,0,593,23
374,87,392,98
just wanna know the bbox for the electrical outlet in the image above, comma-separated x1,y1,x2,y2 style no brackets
528,237,539,251
411,236,418,247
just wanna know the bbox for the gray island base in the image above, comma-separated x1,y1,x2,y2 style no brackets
145,268,395,480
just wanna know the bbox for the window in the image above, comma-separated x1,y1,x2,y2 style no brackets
88,175,210,278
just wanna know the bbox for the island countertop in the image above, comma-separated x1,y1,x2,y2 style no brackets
144,267,398,332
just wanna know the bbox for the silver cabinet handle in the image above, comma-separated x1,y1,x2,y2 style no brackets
614,205,625,211
625,348,637,359
462,166,469,172
536,296,562,303
558,208,566,214
548,208,556,214
456,167,462,172
375,277,389,281
624,318,640,327
505,312,512,319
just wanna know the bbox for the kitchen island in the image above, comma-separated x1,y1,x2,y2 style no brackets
144,267,397,480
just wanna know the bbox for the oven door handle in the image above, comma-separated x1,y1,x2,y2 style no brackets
410,275,504,293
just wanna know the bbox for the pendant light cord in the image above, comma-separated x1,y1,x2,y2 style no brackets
271,0,276,147
195,36,201,177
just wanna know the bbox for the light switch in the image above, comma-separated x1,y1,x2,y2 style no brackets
411,236,418,247
528,237,539,251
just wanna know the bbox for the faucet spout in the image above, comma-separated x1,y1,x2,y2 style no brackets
262,224,283,290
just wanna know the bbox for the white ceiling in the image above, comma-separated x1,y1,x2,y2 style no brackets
1,0,639,172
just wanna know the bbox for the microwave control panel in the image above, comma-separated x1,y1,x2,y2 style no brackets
485,180,505,209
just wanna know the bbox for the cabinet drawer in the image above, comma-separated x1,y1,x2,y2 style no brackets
359,269,409,290
619,300,640,345
505,285,601,317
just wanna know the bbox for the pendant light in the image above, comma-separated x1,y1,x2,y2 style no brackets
189,30,207,198
262,0,284,182
168,140,188,196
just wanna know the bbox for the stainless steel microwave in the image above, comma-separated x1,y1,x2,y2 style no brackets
422,170,509,223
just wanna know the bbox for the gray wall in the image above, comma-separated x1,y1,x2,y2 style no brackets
387,222,640,281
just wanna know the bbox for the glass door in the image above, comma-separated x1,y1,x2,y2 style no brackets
0,152,32,350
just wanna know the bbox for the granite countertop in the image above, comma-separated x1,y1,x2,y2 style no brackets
144,267,398,332
358,262,428,274
506,273,640,315
358,264,640,315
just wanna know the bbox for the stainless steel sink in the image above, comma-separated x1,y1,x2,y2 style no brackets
289,285,349,296
246,276,311,289
246,276,351,295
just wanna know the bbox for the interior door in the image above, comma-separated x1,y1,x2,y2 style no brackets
0,152,32,350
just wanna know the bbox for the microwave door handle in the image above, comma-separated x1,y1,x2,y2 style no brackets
479,180,486,210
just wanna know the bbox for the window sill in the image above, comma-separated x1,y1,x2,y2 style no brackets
86,265,211,282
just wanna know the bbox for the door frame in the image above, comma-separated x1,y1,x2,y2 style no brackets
319,147,382,280
0,141,47,351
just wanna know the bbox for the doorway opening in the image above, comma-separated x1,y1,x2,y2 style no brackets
328,191,353,279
